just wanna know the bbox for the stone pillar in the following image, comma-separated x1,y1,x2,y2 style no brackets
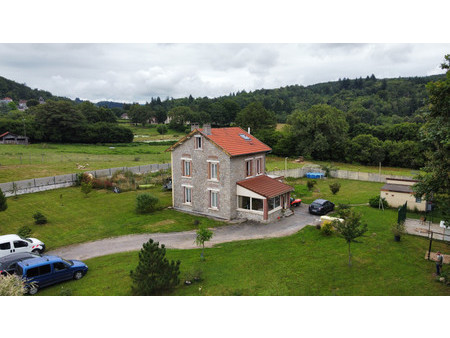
263,198,268,220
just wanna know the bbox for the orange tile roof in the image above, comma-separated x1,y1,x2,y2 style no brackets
201,127,271,157
237,175,294,198
166,127,271,157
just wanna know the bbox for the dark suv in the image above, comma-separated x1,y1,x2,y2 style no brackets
0,252,40,276
308,199,335,215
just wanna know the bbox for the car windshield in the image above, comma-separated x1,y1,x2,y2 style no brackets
19,236,33,243
62,258,74,266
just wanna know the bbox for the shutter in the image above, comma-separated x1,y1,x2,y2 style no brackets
189,161,192,177
217,163,219,181
181,160,185,176
217,192,219,209
208,162,211,179
209,190,211,208
183,186,185,203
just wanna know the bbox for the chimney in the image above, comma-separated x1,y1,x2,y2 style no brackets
191,123,199,131
247,127,251,134
203,123,211,135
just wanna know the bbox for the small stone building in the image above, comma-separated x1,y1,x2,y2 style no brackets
380,178,430,211
0,131,29,145
167,125,294,222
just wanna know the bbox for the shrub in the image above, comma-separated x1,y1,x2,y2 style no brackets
130,238,181,295
136,193,159,214
81,181,93,197
336,204,351,219
369,195,389,208
92,178,113,190
321,222,333,236
0,274,25,296
307,180,317,191
391,221,406,237
17,225,32,238
329,182,341,195
156,124,168,135
0,188,7,212
33,211,48,225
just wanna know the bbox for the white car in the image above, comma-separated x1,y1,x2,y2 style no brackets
0,234,45,258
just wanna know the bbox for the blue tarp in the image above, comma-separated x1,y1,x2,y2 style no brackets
306,172,324,179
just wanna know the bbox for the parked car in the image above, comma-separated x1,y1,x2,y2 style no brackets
0,252,41,276
0,234,45,258
308,199,335,215
15,255,88,295
290,197,302,207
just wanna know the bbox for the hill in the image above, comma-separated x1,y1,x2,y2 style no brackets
0,76,69,102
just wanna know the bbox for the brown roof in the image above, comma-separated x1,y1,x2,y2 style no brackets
381,183,414,194
166,127,271,157
237,175,294,198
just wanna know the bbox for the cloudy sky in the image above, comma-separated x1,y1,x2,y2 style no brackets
0,43,448,103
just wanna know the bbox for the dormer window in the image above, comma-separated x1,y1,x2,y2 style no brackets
194,135,202,150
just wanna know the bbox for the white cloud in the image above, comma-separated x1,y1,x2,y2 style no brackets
0,43,448,103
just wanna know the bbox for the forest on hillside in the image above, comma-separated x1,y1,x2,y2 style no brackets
0,72,447,168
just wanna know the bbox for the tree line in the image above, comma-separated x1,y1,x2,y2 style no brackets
0,100,133,143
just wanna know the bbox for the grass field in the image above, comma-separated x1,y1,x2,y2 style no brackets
0,143,171,182
0,186,224,250
120,123,182,142
265,155,418,177
37,206,450,296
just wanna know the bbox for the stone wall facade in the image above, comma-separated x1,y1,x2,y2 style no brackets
171,132,268,221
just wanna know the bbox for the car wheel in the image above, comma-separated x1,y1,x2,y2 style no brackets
27,286,39,295
74,271,84,280
32,249,41,255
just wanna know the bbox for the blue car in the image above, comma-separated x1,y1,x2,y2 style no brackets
15,255,88,295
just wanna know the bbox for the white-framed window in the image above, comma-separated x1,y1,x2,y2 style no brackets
256,158,262,175
269,196,281,210
210,190,218,209
184,186,192,204
415,196,422,203
194,135,202,149
209,162,218,180
246,160,253,177
182,159,192,177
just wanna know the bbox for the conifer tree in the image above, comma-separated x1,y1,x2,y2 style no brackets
130,239,180,295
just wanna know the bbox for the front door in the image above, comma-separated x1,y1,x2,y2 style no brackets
13,240,30,254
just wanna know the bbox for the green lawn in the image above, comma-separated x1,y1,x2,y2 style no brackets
122,123,182,142
37,206,450,296
288,177,383,205
0,143,171,182
0,186,224,250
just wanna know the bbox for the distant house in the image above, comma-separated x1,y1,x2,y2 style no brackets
1,97,13,104
167,124,294,222
120,113,129,120
380,178,430,211
38,97,45,105
18,100,28,110
0,131,29,145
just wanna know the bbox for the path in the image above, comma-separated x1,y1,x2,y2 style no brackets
405,218,450,241
47,204,321,260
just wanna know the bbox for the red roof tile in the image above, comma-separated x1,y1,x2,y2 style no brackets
0,131,10,138
200,127,271,157
237,175,294,198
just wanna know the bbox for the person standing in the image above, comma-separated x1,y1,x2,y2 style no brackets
436,251,444,275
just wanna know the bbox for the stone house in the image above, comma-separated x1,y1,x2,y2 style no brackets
380,178,430,212
167,124,294,222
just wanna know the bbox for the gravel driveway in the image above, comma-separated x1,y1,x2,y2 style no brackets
47,204,320,260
